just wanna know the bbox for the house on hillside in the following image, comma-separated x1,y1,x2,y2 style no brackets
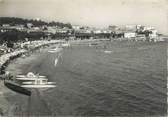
2,24,10,28
27,23,33,28
72,25,81,30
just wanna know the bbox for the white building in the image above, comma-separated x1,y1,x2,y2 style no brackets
93,30,102,34
27,23,33,28
10,25,25,31
102,30,111,34
33,27,40,31
124,32,136,38
125,25,136,31
136,25,143,30
2,24,10,27
144,26,154,31
72,25,81,30
149,29,158,39
47,26,57,34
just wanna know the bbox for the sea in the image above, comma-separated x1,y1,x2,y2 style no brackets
5,40,167,117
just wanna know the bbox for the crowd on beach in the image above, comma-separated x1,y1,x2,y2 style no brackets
0,40,63,75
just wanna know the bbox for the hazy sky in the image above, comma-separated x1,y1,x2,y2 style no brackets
0,0,168,34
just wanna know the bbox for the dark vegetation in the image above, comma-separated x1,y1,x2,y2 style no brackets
0,17,72,28
0,17,73,46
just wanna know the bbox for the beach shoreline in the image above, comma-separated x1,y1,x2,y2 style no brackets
0,40,63,116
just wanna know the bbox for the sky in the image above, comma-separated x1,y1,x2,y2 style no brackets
0,0,168,34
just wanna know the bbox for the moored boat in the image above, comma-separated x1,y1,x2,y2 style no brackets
4,80,31,96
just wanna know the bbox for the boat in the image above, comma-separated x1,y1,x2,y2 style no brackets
21,78,56,88
54,58,58,67
21,85,56,88
16,77,47,81
89,43,98,46
16,72,47,81
22,81,55,85
4,80,31,96
48,47,63,53
104,50,112,54
61,42,70,47
16,72,56,88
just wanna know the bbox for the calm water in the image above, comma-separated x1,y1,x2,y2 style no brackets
6,41,167,116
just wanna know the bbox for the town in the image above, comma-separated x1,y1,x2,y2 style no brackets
0,17,167,56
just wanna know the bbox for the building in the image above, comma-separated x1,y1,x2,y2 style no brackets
27,23,33,28
108,25,118,32
124,32,136,38
149,29,157,39
144,26,154,31
72,25,82,30
10,25,25,31
93,30,102,34
125,25,136,32
136,34,146,41
2,24,10,27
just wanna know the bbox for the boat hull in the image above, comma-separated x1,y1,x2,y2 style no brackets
21,84,56,88
4,80,31,96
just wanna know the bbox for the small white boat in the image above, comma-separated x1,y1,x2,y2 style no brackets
22,81,56,85
21,85,56,88
89,43,98,46
62,42,70,47
16,75,46,78
16,77,47,81
54,58,58,67
48,47,63,53
16,75,27,78
21,78,56,88
16,72,47,80
104,50,112,54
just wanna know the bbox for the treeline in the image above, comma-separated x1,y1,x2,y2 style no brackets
0,29,48,44
0,29,54,48
0,17,72,28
